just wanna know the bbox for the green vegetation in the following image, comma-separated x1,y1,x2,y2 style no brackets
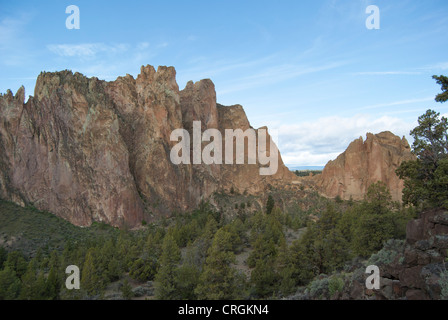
0,79,446,300
396,76,448,209
293,170,322,177
0,180,415,300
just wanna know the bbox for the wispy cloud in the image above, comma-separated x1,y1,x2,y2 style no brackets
360,97,434,110
47,43,129,58
354,71,422,76
419,62,448,71
218,60,348,96
0,14,35,66
179,55,277,82
353,61,448,77
276,113,412,166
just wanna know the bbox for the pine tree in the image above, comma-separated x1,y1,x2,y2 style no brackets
276,238,296,296
0,266,21,299
195,229,239,300
19,259,38,300
4,251,27,278
154,234,181,299
81,248,102,297
251,258,278,298
121,278,134,300
45,266,60,300
175,264,200,300
396,76,448,209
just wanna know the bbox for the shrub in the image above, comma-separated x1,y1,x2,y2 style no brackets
368,239,405,266
328,276,344,297
308,277,329,299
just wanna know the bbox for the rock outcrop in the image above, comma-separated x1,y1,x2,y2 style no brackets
316,131,415,202
383,208,448,300
341,209,448,300
0,65,295,228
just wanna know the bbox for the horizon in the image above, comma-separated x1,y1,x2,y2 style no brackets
1,0,447,166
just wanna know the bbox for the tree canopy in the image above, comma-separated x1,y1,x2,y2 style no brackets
396,75,448,209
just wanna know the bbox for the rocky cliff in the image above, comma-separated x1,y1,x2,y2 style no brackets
315,131,416,202
0,65,295,228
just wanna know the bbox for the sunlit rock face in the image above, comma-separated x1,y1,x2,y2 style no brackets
0,65,294,228
316,131,416,202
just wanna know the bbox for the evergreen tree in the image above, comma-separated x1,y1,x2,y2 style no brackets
291,205,350,277
19,259,38,300
433,75,448,103
247,237,277,268
45,266,60,300
175,264,200,300
195,229,239,300
121,278,134,300
4,251,27,278
81,248,102,297
154,234,181,299
276,238,296,296
0,266,21,299
35,272,47,299
396,77,448,209
251,258,278,298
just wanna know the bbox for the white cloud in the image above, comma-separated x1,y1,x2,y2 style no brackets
276,114,413,166
47,43,129,58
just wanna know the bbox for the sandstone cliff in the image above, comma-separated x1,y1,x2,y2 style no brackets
315,131,416,202
0,65,295,228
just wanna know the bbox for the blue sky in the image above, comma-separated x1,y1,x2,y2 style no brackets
1,0,447,166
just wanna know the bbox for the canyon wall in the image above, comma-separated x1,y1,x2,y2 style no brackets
0,65,294,228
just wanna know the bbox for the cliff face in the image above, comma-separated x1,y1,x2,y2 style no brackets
316,131,416,202
0,65,294,228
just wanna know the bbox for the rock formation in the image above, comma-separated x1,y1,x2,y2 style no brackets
341,209,448,300
315,131,416,202
385,208,448,300
0,65,295,228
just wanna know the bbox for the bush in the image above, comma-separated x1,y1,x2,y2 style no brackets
368,239,405,266
308,277,329,299
328,276,344,297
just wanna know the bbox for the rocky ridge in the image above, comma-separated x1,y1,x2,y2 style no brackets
0,65,295,228
315,131,416,202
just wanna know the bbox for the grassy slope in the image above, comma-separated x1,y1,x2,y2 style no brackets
0,199,118,258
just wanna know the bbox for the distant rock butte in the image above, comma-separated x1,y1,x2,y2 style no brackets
315,131,416,202
0,65,295,228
